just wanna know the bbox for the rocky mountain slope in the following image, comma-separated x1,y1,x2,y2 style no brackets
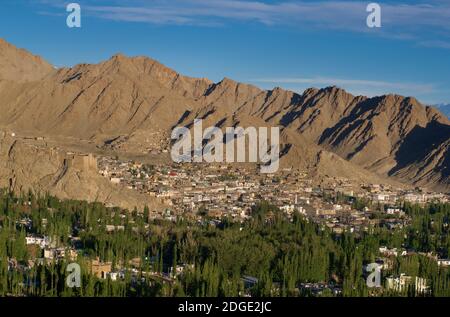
0,38,54,82
0,39,448,194
0,132,163,211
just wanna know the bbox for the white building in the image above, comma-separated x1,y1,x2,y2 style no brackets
26,236,49,249
386,274,429,295
438,259,450,267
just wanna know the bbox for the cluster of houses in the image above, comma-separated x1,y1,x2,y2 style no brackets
25,235,78,263
96,156,449,234
367,183,448,205
378,246,450,267
364,246,450,296
21,232,192,285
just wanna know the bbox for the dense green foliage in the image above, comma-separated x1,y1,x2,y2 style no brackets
1,190,450,297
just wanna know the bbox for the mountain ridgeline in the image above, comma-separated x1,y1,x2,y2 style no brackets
0,39,449,193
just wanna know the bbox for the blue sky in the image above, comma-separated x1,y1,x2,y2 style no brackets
1,0,450,105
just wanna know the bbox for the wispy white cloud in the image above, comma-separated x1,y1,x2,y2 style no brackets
37,0,450,29
419,40,450,50
34,0,450,48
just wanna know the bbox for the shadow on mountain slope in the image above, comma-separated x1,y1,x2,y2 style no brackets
389,121,450,178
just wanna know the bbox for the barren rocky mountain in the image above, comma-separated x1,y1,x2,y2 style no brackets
0,132,163,211
0,38,448,201
0,38,54,82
